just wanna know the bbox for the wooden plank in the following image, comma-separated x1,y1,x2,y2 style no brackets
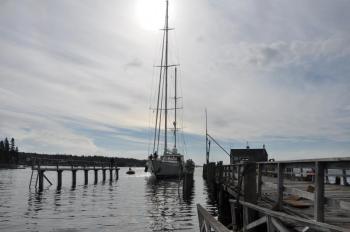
245,216,267,230
233,200,349,232
271,217,293,232
262,180,350,211
197,204,231,232
266,216,274,232
262,181,315,200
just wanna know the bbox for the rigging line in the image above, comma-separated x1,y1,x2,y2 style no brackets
164,0,169,154
156,68,166,153
206,133,231,157
149,18,164,155
152,29,166,153
174,67,177,148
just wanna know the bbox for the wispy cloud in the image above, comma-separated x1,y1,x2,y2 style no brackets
0,0,349,163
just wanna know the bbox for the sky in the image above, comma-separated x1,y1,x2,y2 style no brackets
0,0,350,164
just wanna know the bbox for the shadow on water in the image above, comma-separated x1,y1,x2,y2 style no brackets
203,180,218,216
183,179,195,205
145,177,195,231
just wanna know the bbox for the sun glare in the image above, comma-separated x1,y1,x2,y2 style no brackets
135,0,164,31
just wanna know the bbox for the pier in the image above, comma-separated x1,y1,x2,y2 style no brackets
29,158,120,191
198,157,350,232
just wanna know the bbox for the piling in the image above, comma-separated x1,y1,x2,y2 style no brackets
115,168,119,180
109,169,113,181
276,163,284,210
203,164,207,179
72,170,77,188
218,185,231,226
206,162,216,184
102,169,106,182
84,170,89,185
242,162,257,228
315,161,324,222
57,170,63,189
94,169,98,184
38,169,45,191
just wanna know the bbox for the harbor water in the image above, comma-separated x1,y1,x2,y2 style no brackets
0,167,217,232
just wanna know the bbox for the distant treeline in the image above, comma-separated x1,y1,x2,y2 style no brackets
17,152,147,167
0,137,19,164
0,137,146,167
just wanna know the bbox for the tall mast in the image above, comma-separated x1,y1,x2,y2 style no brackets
205,109,209,164
164,0,169,154
174,67,177,149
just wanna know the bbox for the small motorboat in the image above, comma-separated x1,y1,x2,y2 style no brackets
126,168,135,175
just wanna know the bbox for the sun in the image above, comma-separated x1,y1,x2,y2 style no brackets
135,0,164,31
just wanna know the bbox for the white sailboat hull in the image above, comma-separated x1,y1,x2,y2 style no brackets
147,159,183,178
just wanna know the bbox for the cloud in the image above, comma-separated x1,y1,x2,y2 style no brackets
124,58,143,70
0,0,349,163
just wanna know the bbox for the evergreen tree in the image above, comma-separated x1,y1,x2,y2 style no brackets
0,140,4,163
4,138,9,152
0,140,4,151
10,138,15,152
4,138,10,163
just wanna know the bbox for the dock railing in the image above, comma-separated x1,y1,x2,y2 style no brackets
229,199,348,232
197,204,230,232
201,157,350,231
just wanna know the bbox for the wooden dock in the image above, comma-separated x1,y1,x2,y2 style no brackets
198,157,350,232
29,158,120,191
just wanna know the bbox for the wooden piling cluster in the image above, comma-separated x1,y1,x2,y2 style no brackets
198,157,350,232
30,158,120,191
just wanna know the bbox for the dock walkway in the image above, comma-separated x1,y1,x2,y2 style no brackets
198,157,350,231
29,158,120,191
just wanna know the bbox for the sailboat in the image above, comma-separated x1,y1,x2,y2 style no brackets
145,0,193,179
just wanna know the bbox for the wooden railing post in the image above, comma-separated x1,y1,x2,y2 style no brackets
277,163,284,210
257,163,263,200
342,169,348,186
315,161,324,222
242,205,248,232
243,162,257,227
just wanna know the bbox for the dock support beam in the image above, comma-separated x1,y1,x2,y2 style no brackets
38,169,45,191
115,168,119,180
109,169,113,181
102,169,106,182
84,170,88,185
94,170,98,184
72,170,77,188
57,170,63,189
315,161,324,222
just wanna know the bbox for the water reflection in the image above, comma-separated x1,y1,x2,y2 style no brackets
145,178,195,231
203,180,218,216
1,167,219,232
